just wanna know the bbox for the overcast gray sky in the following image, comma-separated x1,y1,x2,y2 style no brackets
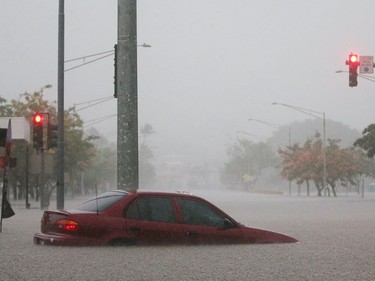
1,0,374,165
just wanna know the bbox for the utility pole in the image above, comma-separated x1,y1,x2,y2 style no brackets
117,0,139,191
57,0,65,209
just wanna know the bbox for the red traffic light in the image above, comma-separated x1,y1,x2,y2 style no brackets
33,113,44,125
345,53,359,87
346,53,359,66
349,54,358,63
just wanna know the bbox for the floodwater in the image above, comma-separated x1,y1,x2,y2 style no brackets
1,189,374,281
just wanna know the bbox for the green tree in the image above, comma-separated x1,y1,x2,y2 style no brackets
140,123,155,143
1,86,55,200
221,139,277,189
0,97,13,116
84,142,117,193
63,107,98,196
354,124,375,158
0,86,97,201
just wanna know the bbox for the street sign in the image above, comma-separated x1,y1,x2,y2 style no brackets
359,56,374,74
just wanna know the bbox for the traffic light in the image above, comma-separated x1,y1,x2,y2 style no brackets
32,113,44,150
346,53,359,87
48,122,58,149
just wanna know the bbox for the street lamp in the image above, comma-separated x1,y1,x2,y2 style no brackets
236,131,266,141
248,118,292,196
272,102,327,196
248,118,291,146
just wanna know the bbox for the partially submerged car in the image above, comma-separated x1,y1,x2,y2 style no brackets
34,190,298,246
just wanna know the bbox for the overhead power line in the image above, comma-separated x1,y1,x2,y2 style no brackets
359,74,375,83
74,96,113,106
74,96,114,112
84,114,117,127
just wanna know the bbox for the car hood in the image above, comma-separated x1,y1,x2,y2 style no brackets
241,225,298,243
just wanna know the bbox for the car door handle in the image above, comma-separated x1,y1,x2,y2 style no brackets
186,231,198,236
128,226,141,232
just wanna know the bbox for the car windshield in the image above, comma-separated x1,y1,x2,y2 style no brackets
73,191,127,212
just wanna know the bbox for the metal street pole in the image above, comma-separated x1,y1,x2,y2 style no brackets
236,131,267,141
117,0,138,191
25,146,30,209
248,118,291,146
40,149,45,209
322,112,327,196
272,102,327,196
248,118,292,196
57,0,65,209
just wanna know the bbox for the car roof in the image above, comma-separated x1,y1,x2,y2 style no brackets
87,190,199,202
112,189,198,199
130,190,194,196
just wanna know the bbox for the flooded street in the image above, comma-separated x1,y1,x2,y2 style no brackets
1,189,375,281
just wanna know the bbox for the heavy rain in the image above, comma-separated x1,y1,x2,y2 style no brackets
1,1,375,280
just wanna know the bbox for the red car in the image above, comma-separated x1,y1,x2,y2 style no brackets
33,190,298,246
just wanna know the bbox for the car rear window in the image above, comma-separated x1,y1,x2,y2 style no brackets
74,191,127,212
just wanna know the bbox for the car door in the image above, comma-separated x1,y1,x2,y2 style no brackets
124,196,185,245
176,197,244,244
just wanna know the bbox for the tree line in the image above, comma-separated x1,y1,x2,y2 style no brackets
0,86,155,206
221,125,375,196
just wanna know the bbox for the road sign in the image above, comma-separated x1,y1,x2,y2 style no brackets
359,56,374,74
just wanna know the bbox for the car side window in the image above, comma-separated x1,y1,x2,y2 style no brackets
177,198,226,227
126,197,176,223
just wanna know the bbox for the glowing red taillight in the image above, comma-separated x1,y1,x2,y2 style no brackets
56,219,79,232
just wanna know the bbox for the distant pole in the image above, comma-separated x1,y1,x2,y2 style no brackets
57,0,65,209
117,0,139,191
288,126,292,196
40,150,45,209
25,146,30,209
322,113,327,197
361,177,365,198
